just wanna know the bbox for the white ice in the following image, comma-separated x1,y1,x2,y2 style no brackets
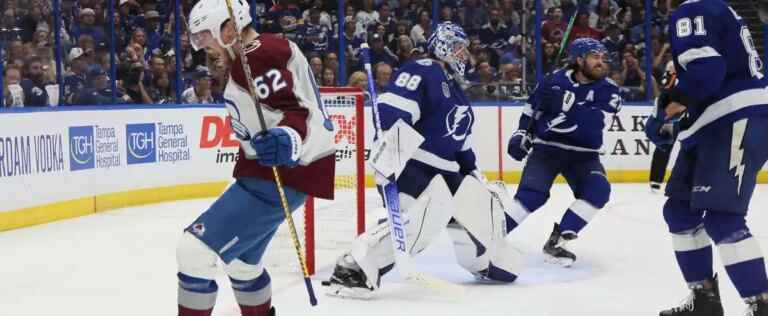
2,184,768,316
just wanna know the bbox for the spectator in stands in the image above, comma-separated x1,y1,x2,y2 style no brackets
6,40,25,64
601,23,625,63
149,72,174,104
590,0,618,32
440,6,460,25
19,56,49,107
72,8,106,46
20,5,50,43
334,19,363,72
374,62,393,93
348,71,368,90
323,52,339,75
498,60,524,98
356,0,379,35
541,40,560,73
620,50,647,99
542,7,567,44
368,33,398,69
570,11,601,42
479,7,514,63
387,21,409,52
4,67,24,107
309,56,324,83
467,61,497,100
297,7,331,55
120,61,152,104
75,66,121,105
301,0,332,30
63,47,88,104
144,10,163,56
377,3,398,37
267,0,301,35
410,10,431,46
457,0,488,34
129,29,148,61
322,67,337,87
1,9,23,42
181,72,213,104
394,34,415,66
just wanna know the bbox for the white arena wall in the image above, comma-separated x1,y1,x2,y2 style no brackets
2,103,764,231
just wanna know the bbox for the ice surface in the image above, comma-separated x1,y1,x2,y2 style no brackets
2,184,767,316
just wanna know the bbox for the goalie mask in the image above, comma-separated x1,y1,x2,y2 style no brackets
427,22,470,78
188,0,252,51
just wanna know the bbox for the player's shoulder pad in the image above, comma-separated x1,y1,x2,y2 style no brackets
397,58,443,77
673,0,727,20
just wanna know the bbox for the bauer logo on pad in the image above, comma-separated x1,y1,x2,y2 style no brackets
126,123,157,165
69,126,94,171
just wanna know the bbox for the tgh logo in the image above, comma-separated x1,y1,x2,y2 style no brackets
69,126,94,171
126,123,157,164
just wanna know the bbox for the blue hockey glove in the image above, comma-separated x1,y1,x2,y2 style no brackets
644,93,679,152
507,130,533,161
250,127,302,167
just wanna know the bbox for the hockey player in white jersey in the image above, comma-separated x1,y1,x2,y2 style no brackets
176,1,335,315
324,22,521,298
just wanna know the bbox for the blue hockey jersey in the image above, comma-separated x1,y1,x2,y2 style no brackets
517,69,622,152
376,59,477,174
668,0,768,147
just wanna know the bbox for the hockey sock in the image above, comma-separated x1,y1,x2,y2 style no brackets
719,235,768,299
231,269,272,316
177,272,218,316
504,199,531,232
508,189,547,232
704,212,768,298
671,225,714,286
558,199,599,234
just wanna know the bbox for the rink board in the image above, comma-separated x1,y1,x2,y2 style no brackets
1,103,766,231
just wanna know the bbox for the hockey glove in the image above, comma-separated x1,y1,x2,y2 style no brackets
644,93,679,152
250,127,302,167
507,130,533,161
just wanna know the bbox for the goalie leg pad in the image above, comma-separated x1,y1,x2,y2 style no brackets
447,222,521,283
349,175,456,290
450,176,521,282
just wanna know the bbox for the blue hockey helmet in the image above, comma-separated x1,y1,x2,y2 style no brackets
568,37,608,61
427,22,470,78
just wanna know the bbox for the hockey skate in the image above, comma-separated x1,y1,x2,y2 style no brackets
323,254,375,299
650,181,663,193
743,295,768,316
659,276,723,316
542,223,577,267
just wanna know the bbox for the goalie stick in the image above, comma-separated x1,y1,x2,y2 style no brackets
358,43,465,299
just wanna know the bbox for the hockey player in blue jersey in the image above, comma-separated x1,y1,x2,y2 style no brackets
324,22,522,298
644,0,768,315
506,37,622,267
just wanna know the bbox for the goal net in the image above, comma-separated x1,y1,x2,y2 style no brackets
265,87,370,276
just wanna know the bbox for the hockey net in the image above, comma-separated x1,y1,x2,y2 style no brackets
266,87,368,276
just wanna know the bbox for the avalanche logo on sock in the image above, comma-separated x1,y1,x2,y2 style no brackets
69,126,94,171
126,123,157,165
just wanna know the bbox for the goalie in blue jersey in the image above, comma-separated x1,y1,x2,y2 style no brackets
506,38,622,267
645,0,768,314
323,22,522,299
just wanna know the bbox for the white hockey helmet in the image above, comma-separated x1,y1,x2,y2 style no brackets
188,0,252,51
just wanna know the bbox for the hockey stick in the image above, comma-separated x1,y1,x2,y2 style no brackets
359,43,465,299
222,0,318,306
